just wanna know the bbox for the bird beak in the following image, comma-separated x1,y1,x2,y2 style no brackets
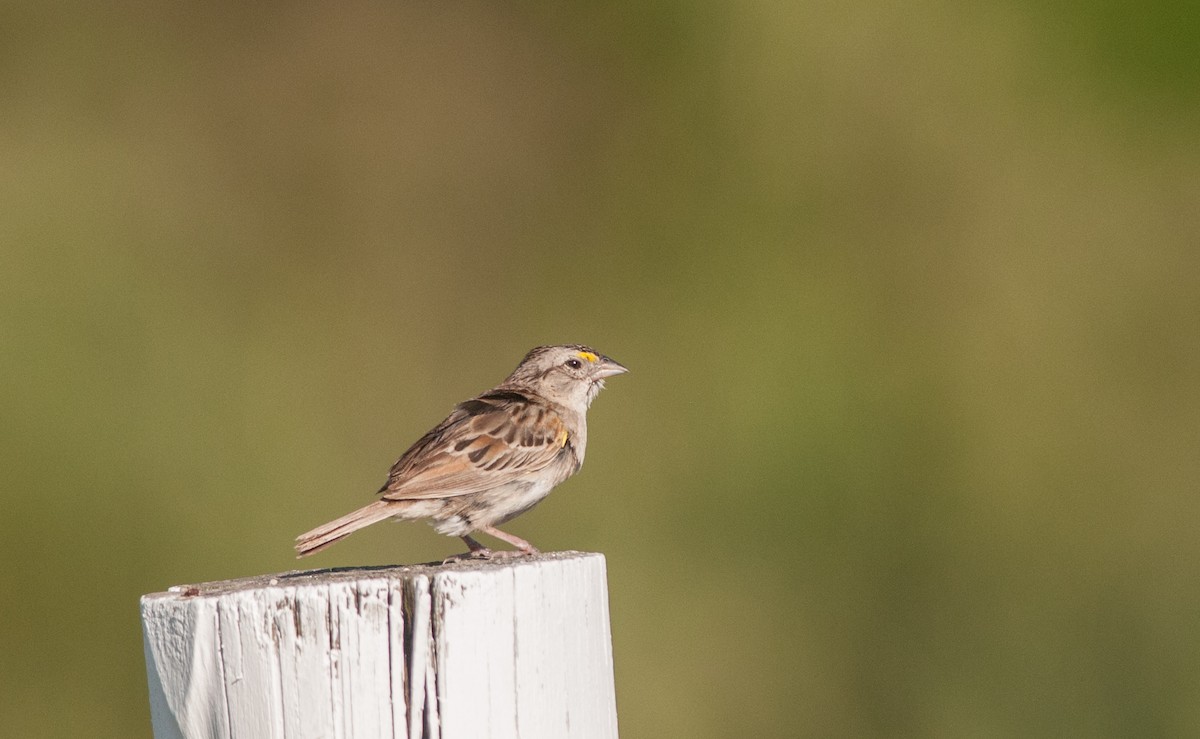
593,356,629,379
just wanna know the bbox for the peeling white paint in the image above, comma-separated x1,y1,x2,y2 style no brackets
141,552,619,739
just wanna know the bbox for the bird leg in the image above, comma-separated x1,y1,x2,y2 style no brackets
462,534,490,553
441,535,493,564
443,530,539,563
456,534,493,558
476,526,540,555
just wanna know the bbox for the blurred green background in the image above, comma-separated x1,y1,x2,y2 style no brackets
3,1,1199,737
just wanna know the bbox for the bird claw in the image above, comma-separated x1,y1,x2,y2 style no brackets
485,549,537,559
442,548,493,564
441,547,538,564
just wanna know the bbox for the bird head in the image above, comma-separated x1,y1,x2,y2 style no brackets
504,344,628,408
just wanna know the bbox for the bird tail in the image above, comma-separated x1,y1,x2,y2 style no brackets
295,500,397,557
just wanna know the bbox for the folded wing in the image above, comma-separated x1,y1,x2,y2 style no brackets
378,390,570,501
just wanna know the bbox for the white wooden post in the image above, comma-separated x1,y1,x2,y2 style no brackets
140,551,619,739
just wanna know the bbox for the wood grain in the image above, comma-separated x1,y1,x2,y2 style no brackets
141,552,618,739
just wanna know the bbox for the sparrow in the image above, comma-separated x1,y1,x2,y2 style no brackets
295,344,628,558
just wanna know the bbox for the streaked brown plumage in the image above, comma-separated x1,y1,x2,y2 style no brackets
295,345,627,558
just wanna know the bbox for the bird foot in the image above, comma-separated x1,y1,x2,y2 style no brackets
442,547,493,564
484,548,537,559
441,547,537,564
445,533,538,563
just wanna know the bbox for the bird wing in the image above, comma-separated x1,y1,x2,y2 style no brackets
378,390,573,501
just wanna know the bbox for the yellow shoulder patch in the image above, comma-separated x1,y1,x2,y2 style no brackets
577,351,599,363
556,429,570,447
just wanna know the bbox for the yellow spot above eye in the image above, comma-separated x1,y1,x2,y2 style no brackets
556,429,569,447
577,351,599,363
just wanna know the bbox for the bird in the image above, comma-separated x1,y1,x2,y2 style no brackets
295,344,628,559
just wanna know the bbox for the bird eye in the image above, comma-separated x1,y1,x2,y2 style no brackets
566,358,583,370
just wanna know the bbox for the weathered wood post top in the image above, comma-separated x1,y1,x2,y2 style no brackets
141,551,618,739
